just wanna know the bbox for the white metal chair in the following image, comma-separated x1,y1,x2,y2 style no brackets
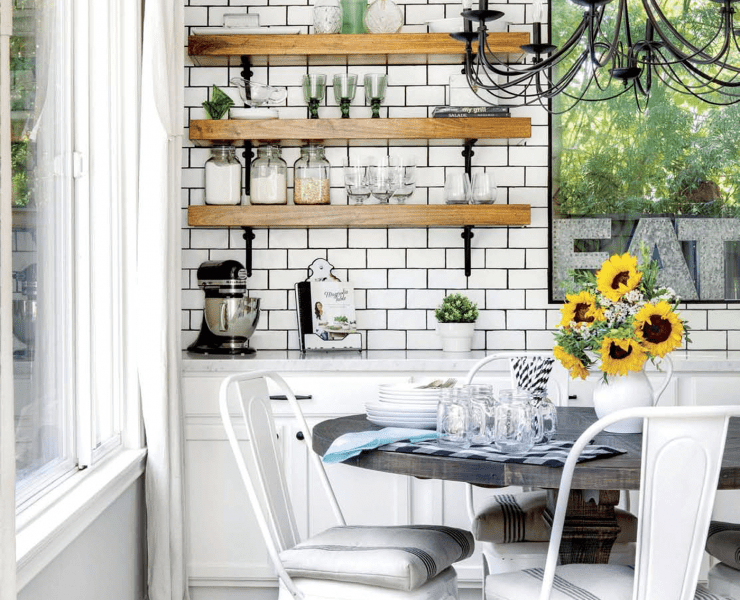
706,520,740,598
463,352,637,576
483,405,740,600
219,370,475,600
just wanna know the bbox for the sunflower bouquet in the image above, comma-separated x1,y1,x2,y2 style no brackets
553,246,687,381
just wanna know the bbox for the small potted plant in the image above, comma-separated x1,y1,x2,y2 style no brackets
435,293,479,352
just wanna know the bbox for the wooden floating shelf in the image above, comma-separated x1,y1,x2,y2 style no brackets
188,32,529,59
188,204,531,229
190,117,531,143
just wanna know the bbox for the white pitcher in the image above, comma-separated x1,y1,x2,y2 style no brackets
592,355,674,433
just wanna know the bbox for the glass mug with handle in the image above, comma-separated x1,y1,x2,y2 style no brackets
437,387,471,447
493,389,535,453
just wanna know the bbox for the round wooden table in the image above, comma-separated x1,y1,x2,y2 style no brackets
312,407,740,564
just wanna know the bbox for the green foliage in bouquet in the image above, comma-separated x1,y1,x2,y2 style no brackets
435,293,479,323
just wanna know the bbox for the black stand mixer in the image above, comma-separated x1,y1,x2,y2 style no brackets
187,260,260,355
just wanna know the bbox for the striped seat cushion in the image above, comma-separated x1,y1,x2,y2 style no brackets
280,524,474,592
485,565,724,600
472,490,637,544
706,520,740,570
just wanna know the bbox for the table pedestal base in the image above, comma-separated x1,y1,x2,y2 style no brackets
544,489,621,564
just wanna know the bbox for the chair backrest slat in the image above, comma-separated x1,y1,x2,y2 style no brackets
635,414,730,600
539,405,740,600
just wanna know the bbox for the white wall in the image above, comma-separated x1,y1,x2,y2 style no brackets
18,478,146,600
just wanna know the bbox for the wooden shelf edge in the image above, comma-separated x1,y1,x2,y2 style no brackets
188,32,530,58
189,117,532,142
187,204,531,229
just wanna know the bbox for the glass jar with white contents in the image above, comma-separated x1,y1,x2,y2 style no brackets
250,145,288,205
293,143,331,205
205,145,242,205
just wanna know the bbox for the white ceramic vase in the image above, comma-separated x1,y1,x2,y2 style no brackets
592,355,674,433
437,322,475,352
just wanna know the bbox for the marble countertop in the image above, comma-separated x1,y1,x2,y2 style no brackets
182,349,740,374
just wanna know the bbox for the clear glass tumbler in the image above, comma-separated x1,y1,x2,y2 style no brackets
437,387,470,446
493,389,535,453
463,383,494,445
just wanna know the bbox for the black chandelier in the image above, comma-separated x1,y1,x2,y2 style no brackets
453,0,740,111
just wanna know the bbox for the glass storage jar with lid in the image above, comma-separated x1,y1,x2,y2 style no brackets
205,145,242,205
293,143,331,205
250,144,288,205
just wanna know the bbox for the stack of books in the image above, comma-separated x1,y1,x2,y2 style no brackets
432,105,511,118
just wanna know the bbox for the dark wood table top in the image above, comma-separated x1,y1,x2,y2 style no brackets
312,407,740,490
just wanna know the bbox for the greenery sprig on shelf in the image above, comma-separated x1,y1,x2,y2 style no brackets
435,293,479,323
202,85,234,120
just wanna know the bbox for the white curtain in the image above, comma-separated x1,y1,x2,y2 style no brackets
138,1,187,599
0,0,17,598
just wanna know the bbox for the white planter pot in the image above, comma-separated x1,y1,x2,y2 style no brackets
437,322,475,352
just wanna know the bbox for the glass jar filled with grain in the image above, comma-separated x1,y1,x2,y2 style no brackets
293,143,331,205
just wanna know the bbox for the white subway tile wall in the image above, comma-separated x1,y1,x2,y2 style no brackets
181,0,730,353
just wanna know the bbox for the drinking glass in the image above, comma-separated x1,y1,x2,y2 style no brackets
364,73,387,118
463,383,494,445
532,396,558,443
333,73,358,119
470,170,498,204
302,73,327,119
493,389,535,453
437,387,471,446
342,158,372,205
367,160,399,204
390,156,416,204
444,172,471,204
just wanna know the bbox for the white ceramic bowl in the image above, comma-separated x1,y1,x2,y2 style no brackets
426,18,465,33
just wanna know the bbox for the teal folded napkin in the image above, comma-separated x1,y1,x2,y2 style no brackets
322,427,439,464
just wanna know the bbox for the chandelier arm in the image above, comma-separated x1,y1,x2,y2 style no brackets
641,0,737,66
655,63,740,103
589,0,628,68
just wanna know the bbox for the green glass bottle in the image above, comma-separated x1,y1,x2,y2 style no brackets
340,0,367,33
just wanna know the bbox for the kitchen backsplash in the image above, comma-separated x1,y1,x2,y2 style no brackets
181,0,736,353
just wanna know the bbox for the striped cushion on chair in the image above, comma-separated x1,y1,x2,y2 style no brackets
472,490,637,544
280,525,474,592
706,520,740,570
485,565,725,600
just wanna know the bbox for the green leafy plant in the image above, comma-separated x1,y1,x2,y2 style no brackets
202,85,234,120
333,315,348,323
435,293,479,323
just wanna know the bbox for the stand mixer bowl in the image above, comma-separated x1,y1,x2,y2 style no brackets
13,299,36,347
204,295,260,346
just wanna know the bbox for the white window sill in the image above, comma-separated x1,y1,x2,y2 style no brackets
15,448,147,590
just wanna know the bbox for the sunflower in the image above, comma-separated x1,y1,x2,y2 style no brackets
553,345,589,380
596,253,643,303
599,337,647,376
634,300,684,357
558,290,605,328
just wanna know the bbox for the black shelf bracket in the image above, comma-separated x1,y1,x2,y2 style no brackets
240,56,255,200
462,139,477,177
461,225,475,277
242,226,255,278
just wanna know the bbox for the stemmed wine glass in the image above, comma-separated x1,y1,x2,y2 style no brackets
342,158,372,205
390,157,416,204
333,73,358,119
302,74,327,119
367,159,399,204
364,73,387,119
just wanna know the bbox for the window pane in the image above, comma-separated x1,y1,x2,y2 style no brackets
12,1,76,503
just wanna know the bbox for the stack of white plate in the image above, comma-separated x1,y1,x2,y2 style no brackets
365,381,442,429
